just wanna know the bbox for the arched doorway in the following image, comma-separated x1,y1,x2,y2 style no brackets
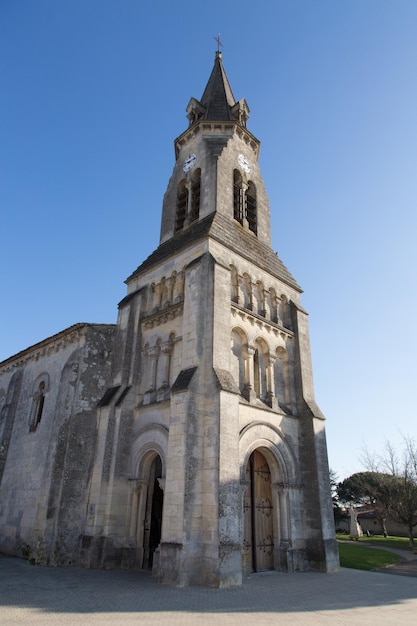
243,449,274,572
143,455,163,569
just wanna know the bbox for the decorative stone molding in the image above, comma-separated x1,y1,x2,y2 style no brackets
142,301,184,329
175,120,259,158
231,303,293,340
0,323,94,374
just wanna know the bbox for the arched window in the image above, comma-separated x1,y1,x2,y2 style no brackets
233,170,244,224
233,171,257,235
190,168,201,223
246,181,257,234
175,180,188,232
29,378,48,432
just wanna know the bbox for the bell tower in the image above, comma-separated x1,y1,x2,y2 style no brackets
159,50,273,248
90,50,339,587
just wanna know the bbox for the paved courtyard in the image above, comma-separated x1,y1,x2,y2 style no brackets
1,554,416,625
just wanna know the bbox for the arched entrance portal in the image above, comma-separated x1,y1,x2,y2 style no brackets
243,449,274,572
143,455,163,569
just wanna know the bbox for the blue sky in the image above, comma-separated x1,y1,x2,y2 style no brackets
1,0,416,481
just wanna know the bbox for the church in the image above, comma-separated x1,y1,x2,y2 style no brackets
0,51,339,586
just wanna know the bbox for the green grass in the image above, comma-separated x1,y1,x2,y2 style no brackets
336,533,414,552
337,541,401,570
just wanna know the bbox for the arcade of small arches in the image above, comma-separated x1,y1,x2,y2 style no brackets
231,327,296,415
230,265,293,330
149,271,185,313
142,334,178,405
144,265,293,332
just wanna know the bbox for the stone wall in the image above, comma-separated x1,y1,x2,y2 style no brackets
0,324,115,564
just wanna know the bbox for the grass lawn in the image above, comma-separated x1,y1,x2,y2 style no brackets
337,541,401,570
336,533,415,552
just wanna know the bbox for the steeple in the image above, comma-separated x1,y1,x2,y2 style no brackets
186,51,250,127
200,51,235,120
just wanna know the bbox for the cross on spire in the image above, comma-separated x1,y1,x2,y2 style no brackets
214,33,223,52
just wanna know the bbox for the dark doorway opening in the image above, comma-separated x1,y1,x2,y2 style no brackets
146,455,163,569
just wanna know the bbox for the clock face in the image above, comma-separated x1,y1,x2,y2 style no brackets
238,154,251,173
183,154,196,172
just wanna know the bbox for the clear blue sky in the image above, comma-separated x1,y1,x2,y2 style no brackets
1,0,416,481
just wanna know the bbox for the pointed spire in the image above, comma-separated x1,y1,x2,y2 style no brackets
185,51,250,129
200,51,236,121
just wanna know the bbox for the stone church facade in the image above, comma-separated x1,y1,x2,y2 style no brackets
0,52,339,586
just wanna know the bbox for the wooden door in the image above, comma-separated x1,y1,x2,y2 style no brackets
243,450,274,572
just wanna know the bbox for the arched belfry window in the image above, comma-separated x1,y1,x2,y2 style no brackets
175,180,188,232
190,168,201,223
233,170,244,224
233,171,257,235
246,181,257,235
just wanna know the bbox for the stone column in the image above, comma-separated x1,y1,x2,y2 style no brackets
240,480,251,575
184,181,192,226
128,480,148,567
272,482,290,571
241,181,250,231
152,282,163,311
128,480,140,539
172,270,185,303
163,276,173,307
242,345,256,402
260,287,267,318
144,345,159,404
157,341,173,401
265,355,278,410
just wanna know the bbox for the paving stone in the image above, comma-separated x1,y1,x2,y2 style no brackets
1,555,416,625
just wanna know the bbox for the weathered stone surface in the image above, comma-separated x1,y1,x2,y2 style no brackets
0,51,338,584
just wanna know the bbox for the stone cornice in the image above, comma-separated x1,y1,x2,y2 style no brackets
174,120,260,158
231,303,294,340
141,301,184,329
0,323,114,374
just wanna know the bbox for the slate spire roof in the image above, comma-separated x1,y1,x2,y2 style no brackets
200,51,236,120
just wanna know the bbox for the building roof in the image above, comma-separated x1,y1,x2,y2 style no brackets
126,212,301,291
200,51,236,120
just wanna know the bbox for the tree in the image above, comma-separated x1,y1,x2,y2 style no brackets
329,469,347,528
358,437,417,546
337,471,392,537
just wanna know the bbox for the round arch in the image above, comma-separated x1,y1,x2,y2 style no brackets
128,423,168,571
239,422,299,573
129,423,168,479
239,422,297,484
